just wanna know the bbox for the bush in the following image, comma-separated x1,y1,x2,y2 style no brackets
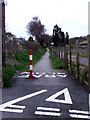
2,64,15,87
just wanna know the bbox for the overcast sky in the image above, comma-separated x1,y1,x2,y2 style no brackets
5,0,89,39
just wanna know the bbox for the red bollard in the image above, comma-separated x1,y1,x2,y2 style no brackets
29,50,33,79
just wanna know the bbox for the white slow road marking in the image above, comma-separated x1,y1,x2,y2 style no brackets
57,73,66,74
57,74,67,78
37,107,60,112
33,73,45,78
45,74,56,78
20,72,29,74
18,72,67,78
18,72,29,78
69,110,90,114
35,111,61,116
0,90,47,113
45,88,73,104
70,114,90,119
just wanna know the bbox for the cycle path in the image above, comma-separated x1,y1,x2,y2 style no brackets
1,49,89,119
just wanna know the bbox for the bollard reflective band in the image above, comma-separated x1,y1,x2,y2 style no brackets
29,50,33,79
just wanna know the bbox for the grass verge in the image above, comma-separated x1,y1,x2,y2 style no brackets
49,50,64,69
2,48,47,87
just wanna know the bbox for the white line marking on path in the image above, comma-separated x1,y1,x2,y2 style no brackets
35,111,61,116
8,105,25,109
69,109,90,114
45,88,73,104
37,107,60,112
0,90,47,113
70,114,90,119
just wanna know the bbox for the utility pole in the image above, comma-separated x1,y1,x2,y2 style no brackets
0,1,3,88
0,1,3,119
88,2,90,92
2,0,6,67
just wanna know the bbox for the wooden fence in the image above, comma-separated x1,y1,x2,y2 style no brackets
52,35,90,91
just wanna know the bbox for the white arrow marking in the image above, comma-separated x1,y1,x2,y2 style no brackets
45,88,73,104
0,90,47,113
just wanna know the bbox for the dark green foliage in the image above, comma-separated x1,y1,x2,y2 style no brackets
49,51,64,69
7,52,13,59
69,63,76,77
2,64,15,87
80,69,88,84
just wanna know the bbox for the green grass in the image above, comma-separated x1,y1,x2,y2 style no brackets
2,64,15,87
69,63,76,78
2,48,47,87
80,69,88,84
49,50,64,69
33,48,47,66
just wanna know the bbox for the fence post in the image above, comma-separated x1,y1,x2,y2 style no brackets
59,49,60,58
69,45,72,68
76,40,79,80
29,50,33,79
88,35,90,91
64,45,68,69
61,47,63,59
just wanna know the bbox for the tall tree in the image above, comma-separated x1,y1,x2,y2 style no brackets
27,16,46,44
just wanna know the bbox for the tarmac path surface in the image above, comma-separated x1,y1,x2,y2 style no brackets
1,49,89,119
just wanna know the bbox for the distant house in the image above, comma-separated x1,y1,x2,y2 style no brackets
79,40,88,48
6,32,16,43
